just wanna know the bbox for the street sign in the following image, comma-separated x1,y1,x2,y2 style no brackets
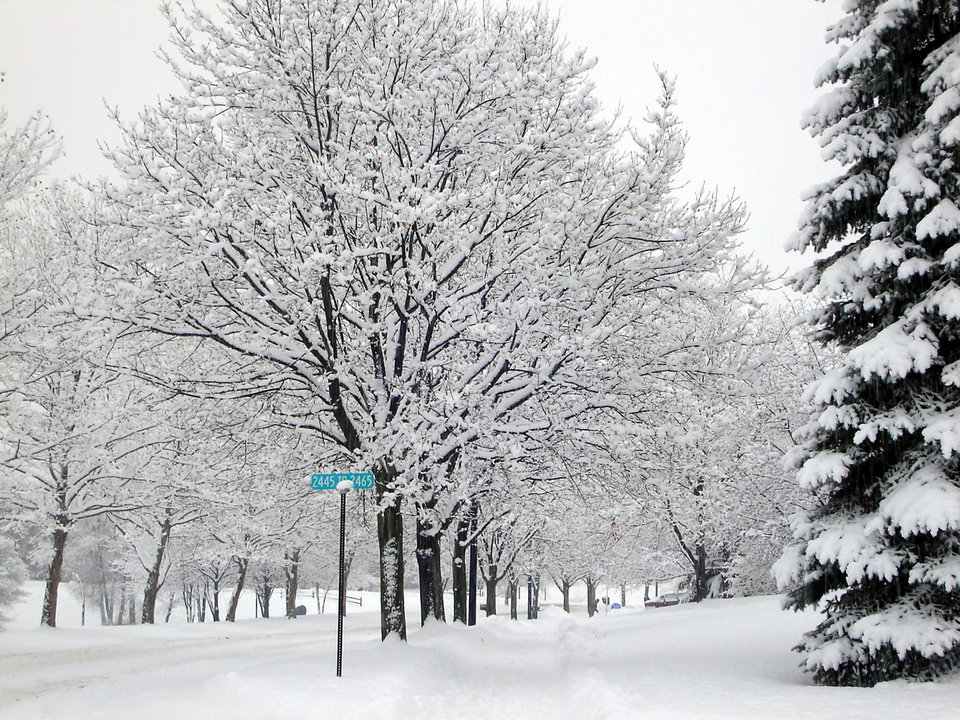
309,470,375,678
311,472,375,490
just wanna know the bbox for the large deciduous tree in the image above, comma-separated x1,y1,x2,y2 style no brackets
775,0,960,686
104,0,750,639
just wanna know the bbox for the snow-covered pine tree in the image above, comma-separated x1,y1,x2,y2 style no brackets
775,0,960,686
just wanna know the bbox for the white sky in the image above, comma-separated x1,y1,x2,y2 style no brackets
0,0,842,275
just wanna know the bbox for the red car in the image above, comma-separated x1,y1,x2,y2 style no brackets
644,592,680,608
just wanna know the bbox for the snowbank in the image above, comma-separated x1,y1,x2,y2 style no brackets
2,587,959,719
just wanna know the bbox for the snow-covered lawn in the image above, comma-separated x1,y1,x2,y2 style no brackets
2,586,959,719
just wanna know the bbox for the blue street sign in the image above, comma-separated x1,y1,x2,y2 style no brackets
311,472,375,677
311,472,375,490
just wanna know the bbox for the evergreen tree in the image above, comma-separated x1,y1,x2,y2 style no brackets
775,0,960,686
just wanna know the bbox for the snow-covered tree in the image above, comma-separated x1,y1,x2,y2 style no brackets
122,398,219,624
102,0,752,640
0,105,60,208
0,104,60,627
775,0,960,685
0,189,159,627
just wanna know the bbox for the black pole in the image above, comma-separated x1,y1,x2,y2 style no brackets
467,537,478,626
337,490,346,677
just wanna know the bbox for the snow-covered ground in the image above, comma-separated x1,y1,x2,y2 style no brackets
3,584,960,719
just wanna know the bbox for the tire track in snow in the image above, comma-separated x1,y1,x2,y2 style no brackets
0,626,345,709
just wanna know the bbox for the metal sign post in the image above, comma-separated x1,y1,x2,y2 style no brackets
311,472,374,677
336,482,348,677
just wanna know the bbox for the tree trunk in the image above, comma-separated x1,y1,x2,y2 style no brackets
226,557,248,622
141,514,172,624
117,586,128,625
526,576,534,619
693,543,708,601
183,583,195,623
208,578,221,621
452,515,469,624
100,583,113,626
285,549,301,619
531,574,540,619
586,577,597,617
561,579,571,613
416,514,445,625
485,568,498,616
375,462,406,640
41,525,68,628
257,576,273,618
620,582,627,608
509,579,518,620
467,529,478,626
342,552,355,614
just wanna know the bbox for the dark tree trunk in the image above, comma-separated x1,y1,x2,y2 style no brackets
560,579,571,613
670,486,709,602
586,577,597,617
485,568,498,616
620,583,627,607
41,525,68,628
416,514,445,625
208,578,221,621
530,575,540,619
183,583,195,623
141,514,172,624
452,515,469,624
285,549,301,619
375,462,406,640
509,579,518,620
467,530,478,626
257,576,273,618
693,543,708,601
526,576,533,619
226,557,248,622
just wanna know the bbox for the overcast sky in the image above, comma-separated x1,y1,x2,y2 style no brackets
0,0,842,275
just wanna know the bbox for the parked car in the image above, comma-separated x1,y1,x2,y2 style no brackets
644,592,680,608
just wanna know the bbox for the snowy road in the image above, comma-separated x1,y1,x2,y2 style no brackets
2,597,960,719
0,626,335,708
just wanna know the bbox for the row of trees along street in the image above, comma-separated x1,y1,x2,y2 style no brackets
13,0,955,692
